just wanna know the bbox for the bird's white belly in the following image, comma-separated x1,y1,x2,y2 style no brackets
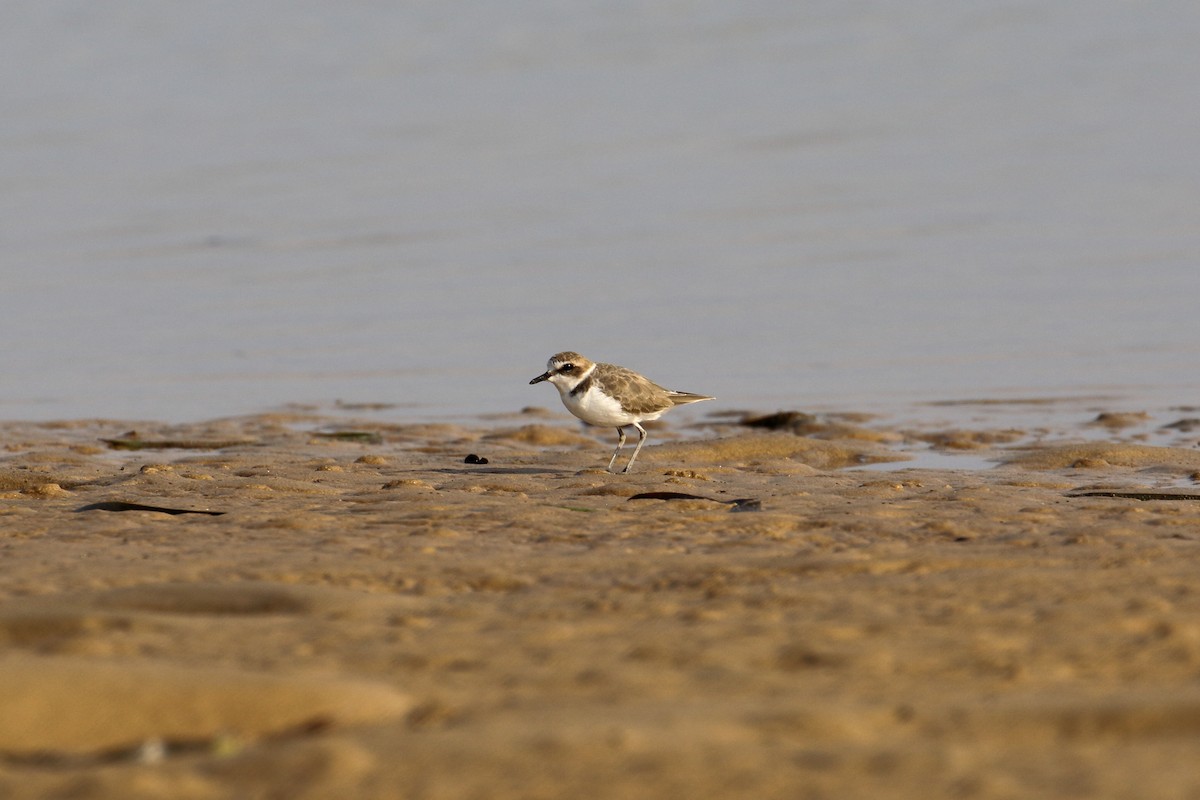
560,386,647,427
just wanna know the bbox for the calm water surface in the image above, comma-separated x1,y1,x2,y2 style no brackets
3,2,1199,422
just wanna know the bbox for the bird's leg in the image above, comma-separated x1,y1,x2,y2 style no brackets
607,426,627,473
620,423,649,473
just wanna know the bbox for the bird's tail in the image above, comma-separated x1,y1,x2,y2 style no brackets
668,392,715,406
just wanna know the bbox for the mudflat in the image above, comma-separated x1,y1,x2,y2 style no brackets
2,404,1199,799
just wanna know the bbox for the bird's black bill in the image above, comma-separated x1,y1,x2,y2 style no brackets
529,372,550,385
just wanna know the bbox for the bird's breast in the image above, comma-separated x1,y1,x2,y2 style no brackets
560,386,639,427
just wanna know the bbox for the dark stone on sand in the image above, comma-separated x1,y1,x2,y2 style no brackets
740,411,815,430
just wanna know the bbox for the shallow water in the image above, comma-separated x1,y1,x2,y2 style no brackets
3,1,1199,422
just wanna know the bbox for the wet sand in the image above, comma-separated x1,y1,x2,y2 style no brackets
2,404,1200,798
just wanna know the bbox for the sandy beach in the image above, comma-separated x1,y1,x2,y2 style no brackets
1,402,1199,798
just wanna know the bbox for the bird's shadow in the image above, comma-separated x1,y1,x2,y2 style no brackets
430,466,579,476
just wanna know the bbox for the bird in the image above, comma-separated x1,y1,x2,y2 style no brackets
529,351,714,473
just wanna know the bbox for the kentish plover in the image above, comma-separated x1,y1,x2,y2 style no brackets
529,351,713,473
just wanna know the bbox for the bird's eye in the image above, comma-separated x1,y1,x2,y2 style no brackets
560,363,574,372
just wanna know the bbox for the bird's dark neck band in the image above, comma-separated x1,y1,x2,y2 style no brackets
569,373,593,397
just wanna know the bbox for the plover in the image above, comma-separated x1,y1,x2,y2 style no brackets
529,351,714,473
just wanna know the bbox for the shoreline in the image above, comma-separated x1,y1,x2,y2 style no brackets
2,405,1200,797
